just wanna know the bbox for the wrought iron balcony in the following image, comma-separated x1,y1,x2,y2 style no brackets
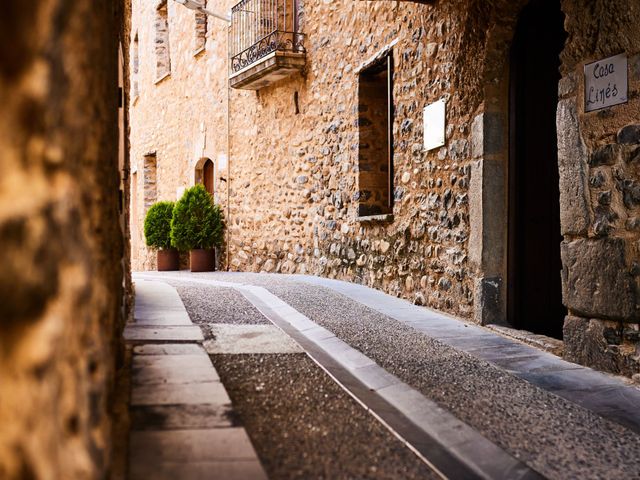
229,0,305,90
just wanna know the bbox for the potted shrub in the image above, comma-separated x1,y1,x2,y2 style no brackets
171,184,224,272
144,201,179,271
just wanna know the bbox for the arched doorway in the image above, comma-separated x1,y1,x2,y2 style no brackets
507,0,567,338
203,159,214,196
195,157,215,197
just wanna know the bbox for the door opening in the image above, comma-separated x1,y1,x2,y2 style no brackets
508,0,567,339
203,159,214,196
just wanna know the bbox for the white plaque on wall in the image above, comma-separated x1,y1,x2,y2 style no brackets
217,153,228,172
423,99,446,151
584,53,628,112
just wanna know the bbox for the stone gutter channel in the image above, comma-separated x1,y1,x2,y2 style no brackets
132,272,640,480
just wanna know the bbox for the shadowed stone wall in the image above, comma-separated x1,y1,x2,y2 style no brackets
0,0,127,477
557,0,640,376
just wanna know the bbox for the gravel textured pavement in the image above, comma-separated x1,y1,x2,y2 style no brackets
168,272,640,479
172,283,270,325
265,281,640,480
211,353,440,480
171,280,439,479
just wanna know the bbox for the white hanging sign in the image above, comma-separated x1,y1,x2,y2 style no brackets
584,53,628,112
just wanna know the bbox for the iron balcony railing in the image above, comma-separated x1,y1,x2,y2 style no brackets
230,0,305,74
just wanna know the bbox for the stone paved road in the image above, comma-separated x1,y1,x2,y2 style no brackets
168,278,441,479
137,271,640,479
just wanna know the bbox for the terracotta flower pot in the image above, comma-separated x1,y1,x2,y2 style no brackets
157,249,180,271
190,249,215,272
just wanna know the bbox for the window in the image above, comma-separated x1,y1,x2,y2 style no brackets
155,1,171,80
132,171,139,258
133,33,139,98
143,154,158,211
357,53,393,217
195,7,207,53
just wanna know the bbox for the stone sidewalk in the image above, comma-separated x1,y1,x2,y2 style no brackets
124,280,266,480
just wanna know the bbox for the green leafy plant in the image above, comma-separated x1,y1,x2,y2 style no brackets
144,201,175,250
170,184,224,250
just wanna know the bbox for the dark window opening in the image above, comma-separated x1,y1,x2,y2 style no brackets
195,5,207,52
143,154,158,212
357,54,393,217
155,1,171,79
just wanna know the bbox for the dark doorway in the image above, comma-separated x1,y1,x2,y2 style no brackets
203,159,214,196
508,0,567,339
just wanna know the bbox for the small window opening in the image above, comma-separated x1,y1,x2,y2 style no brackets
195,6,207,52
132,171,139,258
155,1,171,79
133,33,140,97
143,154,158,211
357,53,394,217
195,158,215,197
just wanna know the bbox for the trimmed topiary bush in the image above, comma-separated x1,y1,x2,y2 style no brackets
144,201,175,250
170,184,224,251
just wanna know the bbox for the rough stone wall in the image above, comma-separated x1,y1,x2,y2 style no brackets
0,0,125,478
557,0,640,376
227,0,486,317
130,0,231,271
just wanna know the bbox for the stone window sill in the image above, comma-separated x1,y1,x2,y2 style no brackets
193,46,206,57
154,72,171,85
355,214,394,223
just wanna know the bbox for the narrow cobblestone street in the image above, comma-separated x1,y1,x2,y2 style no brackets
126,272,640,479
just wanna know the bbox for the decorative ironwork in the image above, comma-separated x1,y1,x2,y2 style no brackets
230,0,305,74
231,31,305,73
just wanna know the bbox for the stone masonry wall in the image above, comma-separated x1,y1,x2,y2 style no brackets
0,1,125,478
227,0,499,317
557,0,640,376
130,0,231,271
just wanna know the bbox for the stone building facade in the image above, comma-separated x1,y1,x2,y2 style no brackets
0,0,129,478
130,0,640,377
